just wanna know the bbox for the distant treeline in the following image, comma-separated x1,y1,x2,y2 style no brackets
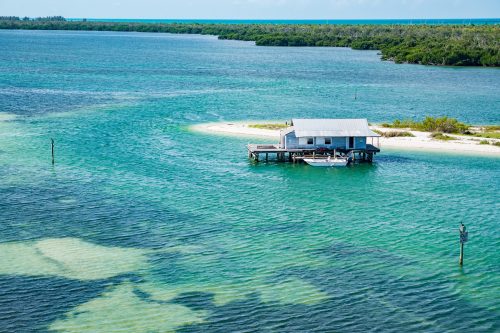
0,16,65,22
0,18,498,67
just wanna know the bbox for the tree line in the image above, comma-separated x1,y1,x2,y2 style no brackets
0,16,65,22
0,18,498,66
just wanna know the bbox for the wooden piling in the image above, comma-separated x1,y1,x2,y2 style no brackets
459,223,468,266
246,143,380,165
51,138,55,165
459,242,464,266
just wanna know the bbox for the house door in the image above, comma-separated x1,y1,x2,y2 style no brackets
348,137,355,149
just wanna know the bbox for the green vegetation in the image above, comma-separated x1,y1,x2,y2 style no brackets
249,123,289,130
430,132,456,141
0,16,65,22
373,129,414,137
382,116,469,133
471,131,500,139
477,139,500,146
380,118,500,144
0,17,498,67
381,120,415,129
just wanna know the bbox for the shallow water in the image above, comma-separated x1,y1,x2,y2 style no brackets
0,30,499,332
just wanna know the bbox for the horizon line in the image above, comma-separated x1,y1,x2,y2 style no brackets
64,17,500,21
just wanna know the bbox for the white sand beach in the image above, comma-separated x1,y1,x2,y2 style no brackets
190,122,500,156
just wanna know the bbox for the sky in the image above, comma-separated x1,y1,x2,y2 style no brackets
1,0,499,19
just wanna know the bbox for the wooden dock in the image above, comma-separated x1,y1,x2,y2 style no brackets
247,144,380,163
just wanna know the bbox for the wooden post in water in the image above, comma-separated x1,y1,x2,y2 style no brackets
51,138,55,165
459,242,464,266
459,223,468,266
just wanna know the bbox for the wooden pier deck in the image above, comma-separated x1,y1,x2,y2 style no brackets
247,144,380,163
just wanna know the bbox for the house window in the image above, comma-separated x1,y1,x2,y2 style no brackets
325,138,331,145
307,138,314,145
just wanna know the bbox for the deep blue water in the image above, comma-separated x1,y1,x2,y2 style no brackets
0,29,499,333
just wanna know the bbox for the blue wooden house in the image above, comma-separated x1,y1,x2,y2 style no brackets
248,118,380,162
280,118,380,150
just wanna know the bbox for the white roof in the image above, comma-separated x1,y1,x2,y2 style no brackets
292,118,380,137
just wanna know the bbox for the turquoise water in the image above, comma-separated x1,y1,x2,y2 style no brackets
0,30,499,332
69,18,500,25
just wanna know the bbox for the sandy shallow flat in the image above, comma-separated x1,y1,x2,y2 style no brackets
191,122,500,156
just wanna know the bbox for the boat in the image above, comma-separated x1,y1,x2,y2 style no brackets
303,156,349,167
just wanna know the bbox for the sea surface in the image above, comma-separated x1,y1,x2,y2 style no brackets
0,29,499,333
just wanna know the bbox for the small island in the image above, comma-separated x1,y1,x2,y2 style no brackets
191,117,500,156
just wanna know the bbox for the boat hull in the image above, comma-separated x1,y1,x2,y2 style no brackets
303,158,348,167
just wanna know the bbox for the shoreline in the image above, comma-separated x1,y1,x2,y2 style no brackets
190,122,500,157
1,21,498,67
